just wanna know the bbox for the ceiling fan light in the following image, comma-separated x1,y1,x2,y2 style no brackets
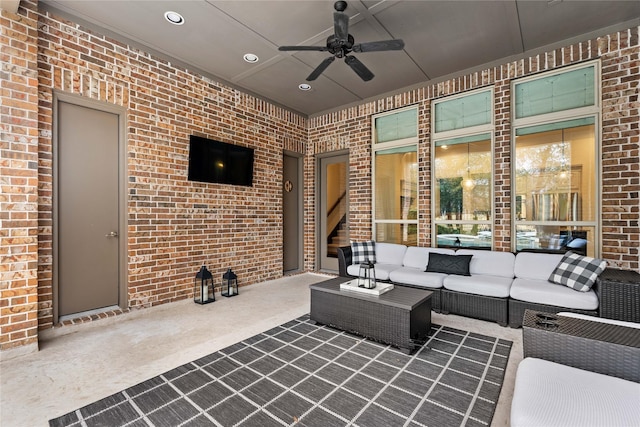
243,53,259,63
164,11,184,25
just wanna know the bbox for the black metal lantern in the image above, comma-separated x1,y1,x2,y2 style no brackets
358,259,376,289
221,268,238,297
194,265,215,304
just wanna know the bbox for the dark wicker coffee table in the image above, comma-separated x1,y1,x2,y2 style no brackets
310,277,432,354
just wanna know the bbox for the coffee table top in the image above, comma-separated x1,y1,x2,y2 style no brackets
310,277,432,310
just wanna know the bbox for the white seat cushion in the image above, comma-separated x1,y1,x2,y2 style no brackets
443,275,512,298
456,249,515,278
346,263,400,281
511,358,640,427
375,242,407,265
510,278,598,310
389,267,446,289
401,247,455,270
514,252,564,281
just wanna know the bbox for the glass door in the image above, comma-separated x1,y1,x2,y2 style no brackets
318,154,348,272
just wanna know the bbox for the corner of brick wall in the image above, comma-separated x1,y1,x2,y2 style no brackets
599,28,640,270
0,0,40,352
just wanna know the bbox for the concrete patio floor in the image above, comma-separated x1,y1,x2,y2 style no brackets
0,273,523,426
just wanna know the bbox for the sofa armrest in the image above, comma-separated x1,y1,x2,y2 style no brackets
522,309,640,382
337,245,352,277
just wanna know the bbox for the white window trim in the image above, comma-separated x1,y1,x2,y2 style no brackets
431,87,495,249
511,60,602,256
372,105,419,244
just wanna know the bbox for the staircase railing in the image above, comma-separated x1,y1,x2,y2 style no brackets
327,191,347,247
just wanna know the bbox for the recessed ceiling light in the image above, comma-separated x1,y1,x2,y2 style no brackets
164,11,184,25
243,53,259,63
298,83,312,91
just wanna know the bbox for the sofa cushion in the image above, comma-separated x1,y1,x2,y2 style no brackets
426,253,472,276
548,251,606,292
375,242,407,265
510,278,598,310
511,358,640,427
346,263,400,281
389,267,447,289
514,252,564,281
456,249,515,278
401,247,455,270
443,275,512,298
351,240,376,264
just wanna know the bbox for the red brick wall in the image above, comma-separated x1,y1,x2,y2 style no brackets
32,8,306,335
1,0,40,352
600,30,640,268
1,2,638,354
307,26,640,272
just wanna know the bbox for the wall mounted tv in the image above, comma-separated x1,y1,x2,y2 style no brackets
188,135,254,187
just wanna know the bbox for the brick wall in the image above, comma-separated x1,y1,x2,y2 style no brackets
1,2,638,354
1,0,40,352
33,9,307,333
307,26,640,272
600,31,640,268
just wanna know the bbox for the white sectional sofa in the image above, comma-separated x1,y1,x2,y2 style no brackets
508,252,599,327
511,313,640,426
342,243,453,312
337,242,601,327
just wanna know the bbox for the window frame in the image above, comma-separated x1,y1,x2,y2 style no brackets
431,87,495,249
371,105,419,244
511,60,602,256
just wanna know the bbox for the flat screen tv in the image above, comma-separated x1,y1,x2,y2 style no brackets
188,135,254,187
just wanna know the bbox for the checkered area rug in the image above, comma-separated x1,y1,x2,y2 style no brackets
49,315,512,427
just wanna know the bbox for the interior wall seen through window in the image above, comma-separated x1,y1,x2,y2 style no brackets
374,150,418,245
514,123,597,256
433,138,492,248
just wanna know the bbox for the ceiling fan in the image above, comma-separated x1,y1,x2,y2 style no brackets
278,1,405,82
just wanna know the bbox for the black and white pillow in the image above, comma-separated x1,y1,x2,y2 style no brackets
548,251,607,292
351,241,376,264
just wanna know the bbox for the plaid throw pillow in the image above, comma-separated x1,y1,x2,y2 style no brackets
351,241,376,264
548,251,607,292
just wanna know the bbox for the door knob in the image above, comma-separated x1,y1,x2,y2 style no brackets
105,231,118,238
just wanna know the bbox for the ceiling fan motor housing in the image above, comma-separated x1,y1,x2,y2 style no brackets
326,34,355,57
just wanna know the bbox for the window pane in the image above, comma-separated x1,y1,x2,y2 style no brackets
436,132,491,147
434,137,491,220
515,66,595,119
436,224,492,249
516,225,595,257
434,91,492,132
375,108,417,143
375,150,417,220
375,223,417,246
515,122,596,222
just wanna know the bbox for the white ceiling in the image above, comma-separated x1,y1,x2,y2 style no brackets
40,0,640,117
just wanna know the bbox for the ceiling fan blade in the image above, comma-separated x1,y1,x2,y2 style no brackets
353,39,405,53
307,56,336,81
279,45,328,52
344,55,374,81
333,11,349,41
